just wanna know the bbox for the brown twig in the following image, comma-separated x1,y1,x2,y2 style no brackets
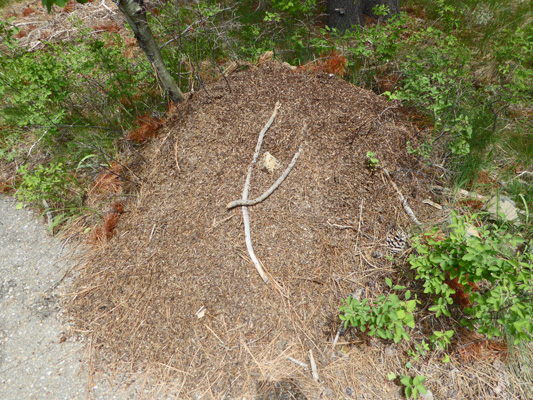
382,168,422,227
174,137,181,171
240,101,281,285
227,143,303,209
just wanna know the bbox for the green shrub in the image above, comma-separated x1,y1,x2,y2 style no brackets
410,212,533,344
340,278,418,343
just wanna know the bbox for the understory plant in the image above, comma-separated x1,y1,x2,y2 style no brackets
343,212,533,347
388,366,428,400
410,212,533,344
340,278,417,343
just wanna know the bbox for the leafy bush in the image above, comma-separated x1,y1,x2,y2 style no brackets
16,162,83,212
340,278,418,343
0,22,160,161
410,212,533,344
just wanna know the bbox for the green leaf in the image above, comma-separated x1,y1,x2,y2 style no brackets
385,277,393,288
387,372,397,381
413,376,425,386
16,202,24,210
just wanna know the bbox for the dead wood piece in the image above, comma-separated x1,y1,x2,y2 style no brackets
422,199,442,209
431,185,488,201
174,137,180,171
383,169,422,227
286,356,309,369
309,349,320,382
240,101,281,285
227,144,303,210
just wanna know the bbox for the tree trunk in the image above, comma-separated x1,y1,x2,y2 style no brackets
113,0,185,103
363,0,400,20
327,0,364,33
326,0,400,32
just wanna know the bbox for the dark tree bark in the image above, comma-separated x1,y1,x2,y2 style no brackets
327,0,400,32
112,0,185,103
363,0,400,20
327,0,364,33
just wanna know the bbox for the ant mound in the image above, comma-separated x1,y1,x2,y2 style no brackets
69,61,436,398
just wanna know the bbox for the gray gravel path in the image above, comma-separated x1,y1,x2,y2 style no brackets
0,196,88,399
0,196,180,400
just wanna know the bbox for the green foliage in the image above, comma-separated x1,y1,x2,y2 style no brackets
0,23,159,160
388,371,428,399
41,0,87,13
269,0,316,17
147,0,234,89
372,4,391,18
340,278,418,344
0,15,163,230
366,151,380,171
16,162,82,209
429,330,454,352
410,212,533,344
400,374,428,399
407,340,430,362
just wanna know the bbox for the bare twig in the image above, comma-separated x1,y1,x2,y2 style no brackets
326,221,356,230
227,143,303,209
431,185,488,201
355,199,364,250
309,349,319,382
174,138,181,171
422,199,442,209
239,101,281,285
28,130,48,156
515,170,533,179
383,169,422,227
286,356,309,369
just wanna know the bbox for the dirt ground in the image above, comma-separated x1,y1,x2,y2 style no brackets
63,61,525,399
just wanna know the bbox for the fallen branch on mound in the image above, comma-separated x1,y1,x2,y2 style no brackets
239,101,281,285
227,144,303,210
382,168,422,227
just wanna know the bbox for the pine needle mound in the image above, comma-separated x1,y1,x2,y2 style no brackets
68,61,448,398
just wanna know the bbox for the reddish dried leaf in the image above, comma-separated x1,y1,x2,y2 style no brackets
374,72,402,93
297,50,347,77
127,114,163,143
88,201,124,244
0,181,13,193
22,6,35,16
92,23,120,33
456,329,508,362
63,2,76,13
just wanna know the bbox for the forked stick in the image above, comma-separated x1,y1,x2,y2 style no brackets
241,101,281,284
227,144,303,209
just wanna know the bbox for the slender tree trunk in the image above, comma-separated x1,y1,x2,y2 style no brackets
113,0,185,103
